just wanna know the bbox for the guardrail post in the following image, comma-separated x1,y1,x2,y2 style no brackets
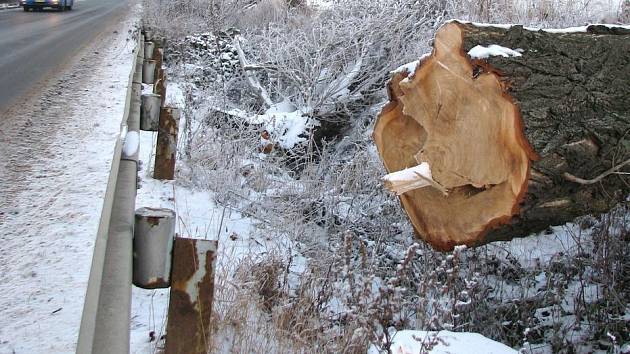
165,238,218,354
140,93,161,131
144,41,155,61
133,208,175,289
143,27,154,42
154,107,180,180
142,60,156,84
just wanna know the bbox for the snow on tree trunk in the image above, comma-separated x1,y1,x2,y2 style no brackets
373,20,630,251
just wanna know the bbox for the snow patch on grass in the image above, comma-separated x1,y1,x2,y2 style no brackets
368,330,518,354
248,99,315,150
165,82,185,108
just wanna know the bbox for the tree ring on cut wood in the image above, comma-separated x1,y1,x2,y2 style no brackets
374,22,538,251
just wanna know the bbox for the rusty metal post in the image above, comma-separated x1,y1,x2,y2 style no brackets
140,93,161,131
154,36,166,50
152,38,165,95
165,238,218,354
142,60,156,84
154,107,180,180
153,47,163,77
133,208,175,289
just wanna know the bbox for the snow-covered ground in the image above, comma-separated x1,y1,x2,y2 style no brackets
368,330,518,354
129,83,261,353
0,6,138,353
127,77,524,354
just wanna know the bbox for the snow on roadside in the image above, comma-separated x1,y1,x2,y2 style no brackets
129,99,260,353
165,82,185,108
0,9,138,354
129,73,312,351
368,330,518,354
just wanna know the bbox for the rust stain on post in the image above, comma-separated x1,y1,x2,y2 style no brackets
143,276,170,289
146,216,161,226
154,68,166,106
154,107,180,180
152,48,165,105
154,47,163,80
165,238,218,354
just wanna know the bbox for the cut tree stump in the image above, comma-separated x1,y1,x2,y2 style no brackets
374,20,630,251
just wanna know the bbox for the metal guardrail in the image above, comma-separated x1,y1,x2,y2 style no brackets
76,31,144,354
78,30,214,354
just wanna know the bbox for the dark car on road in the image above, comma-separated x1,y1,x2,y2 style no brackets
21,0,73,11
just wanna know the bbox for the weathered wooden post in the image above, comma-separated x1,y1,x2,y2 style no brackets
154,107,180,180
133,208,176,289
165,238,218,354
140,93,161,131
142,60,156,84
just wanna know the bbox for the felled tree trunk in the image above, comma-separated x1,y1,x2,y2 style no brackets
374,20,630,251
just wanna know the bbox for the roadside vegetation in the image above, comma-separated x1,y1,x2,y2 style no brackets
142,0,630,352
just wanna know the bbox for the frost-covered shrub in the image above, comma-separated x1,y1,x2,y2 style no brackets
447,0,627,25
235,0,444,144
142,0,246,37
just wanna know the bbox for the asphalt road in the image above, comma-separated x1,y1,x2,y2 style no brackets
0,0,129,115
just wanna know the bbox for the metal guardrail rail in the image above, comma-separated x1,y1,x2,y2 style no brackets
76,32,144,354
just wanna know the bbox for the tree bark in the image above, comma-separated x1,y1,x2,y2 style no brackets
374,20,630,251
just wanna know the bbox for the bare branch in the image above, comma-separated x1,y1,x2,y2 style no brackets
563,158,630,185
234,35,275,107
